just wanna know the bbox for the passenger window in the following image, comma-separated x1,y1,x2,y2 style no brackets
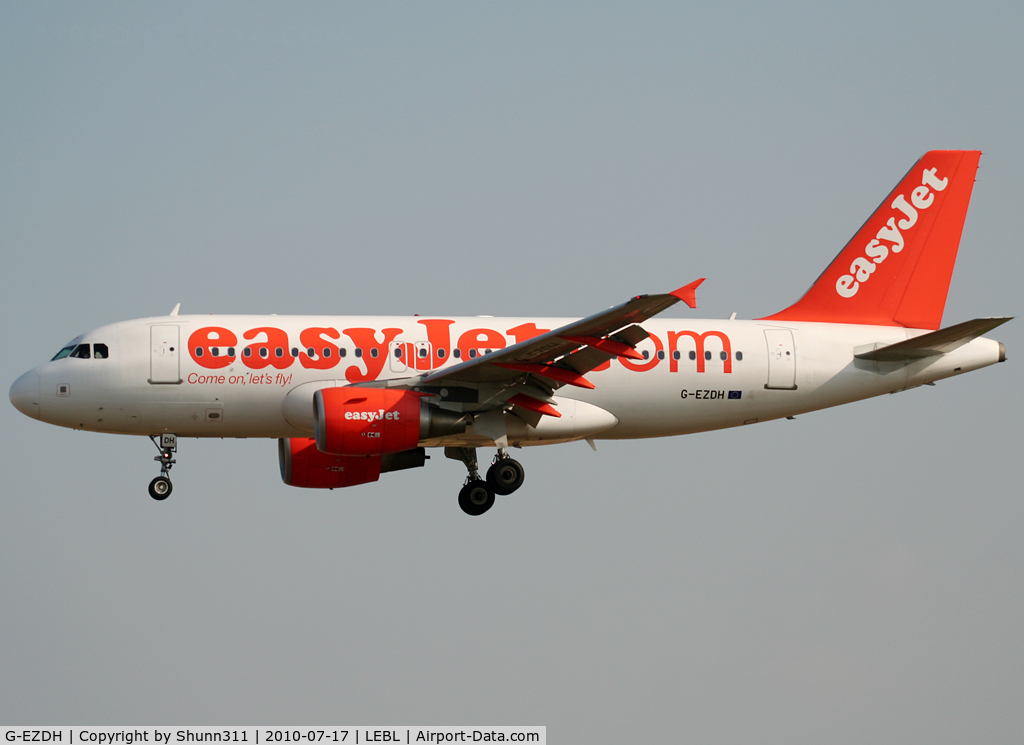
370,348,378,358
438,349,447,359
704,351,712,360
469,349,477,358
642,350,649,359
70,344,91,359
275,348,284,358
291,348,298,358
689,351,696,360
657,351,665,360
453,349,461,359
673,351,681,360
339,348,347,357
355,348,363,358
419,348,428,358
93,344,109,359
720,351,728,361
323,348,332,358
394,348,402,358
736,351,743,361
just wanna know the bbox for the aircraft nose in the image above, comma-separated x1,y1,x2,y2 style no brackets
10,369,41,419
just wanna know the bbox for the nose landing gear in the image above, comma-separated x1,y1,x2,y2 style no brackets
148,434,177,501
446,447,526,515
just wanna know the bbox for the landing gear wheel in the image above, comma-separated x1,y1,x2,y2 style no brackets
149,476,172,501
487,458,525,495
458,479,495,516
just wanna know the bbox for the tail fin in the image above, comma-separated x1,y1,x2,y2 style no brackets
761,150,981,330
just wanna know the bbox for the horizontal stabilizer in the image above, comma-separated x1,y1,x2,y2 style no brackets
855,317,1012,362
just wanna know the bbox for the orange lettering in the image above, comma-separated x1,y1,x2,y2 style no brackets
457,328,506,361
506,322,549,344
298,327,342,370
619,333,663,372
667,330,732,373
343,328,402,383
242,327,294,370
417,319,455,370
188,327,237,370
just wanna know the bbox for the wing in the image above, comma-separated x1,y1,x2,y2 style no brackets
403,279,705,409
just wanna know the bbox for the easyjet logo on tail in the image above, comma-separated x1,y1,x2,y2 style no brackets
835,167,948,299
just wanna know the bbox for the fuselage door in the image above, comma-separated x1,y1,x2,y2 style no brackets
389,341,409,373
764,329,797,390
415,341,432,370
150,325,181,384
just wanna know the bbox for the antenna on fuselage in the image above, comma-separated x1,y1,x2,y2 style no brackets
169,303,180,316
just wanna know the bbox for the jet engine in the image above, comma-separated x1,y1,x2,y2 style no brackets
313,386,466,456
279,437,428,489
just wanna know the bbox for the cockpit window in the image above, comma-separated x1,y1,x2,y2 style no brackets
69,344,91,359
51,345,76,361
93,343,109,359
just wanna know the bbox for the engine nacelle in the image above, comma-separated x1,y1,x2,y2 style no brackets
313,386,466,456
279,438,429,489
279,437,382,488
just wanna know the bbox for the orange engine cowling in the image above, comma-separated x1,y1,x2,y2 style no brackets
314,387,423,456
279,437,429,489
279,437,382,488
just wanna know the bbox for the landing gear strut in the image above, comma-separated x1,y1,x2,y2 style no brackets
148,433,177,501
487,450,525,495
446,446,495,516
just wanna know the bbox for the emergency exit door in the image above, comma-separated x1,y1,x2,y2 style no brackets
150,325,181,384
764,329,797,390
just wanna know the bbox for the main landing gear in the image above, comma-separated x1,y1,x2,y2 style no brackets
148,433,177,500
487,452,525,495
446,447,526,516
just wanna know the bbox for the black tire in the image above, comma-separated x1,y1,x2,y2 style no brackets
458,479,495,516
487,458,525,495
149,476,172,501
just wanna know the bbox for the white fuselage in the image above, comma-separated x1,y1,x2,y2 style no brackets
10,314,1004,446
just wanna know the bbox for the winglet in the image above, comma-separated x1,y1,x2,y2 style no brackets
169,303,180,316
670,278,705,309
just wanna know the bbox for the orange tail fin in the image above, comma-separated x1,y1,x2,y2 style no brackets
761,150,981,330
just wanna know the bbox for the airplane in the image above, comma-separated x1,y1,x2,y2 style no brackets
8,150,1011,515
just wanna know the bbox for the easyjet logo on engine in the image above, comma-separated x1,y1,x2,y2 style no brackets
835,167,949,299
345,409,400,422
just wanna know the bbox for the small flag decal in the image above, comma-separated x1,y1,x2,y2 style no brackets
728,391,742,399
